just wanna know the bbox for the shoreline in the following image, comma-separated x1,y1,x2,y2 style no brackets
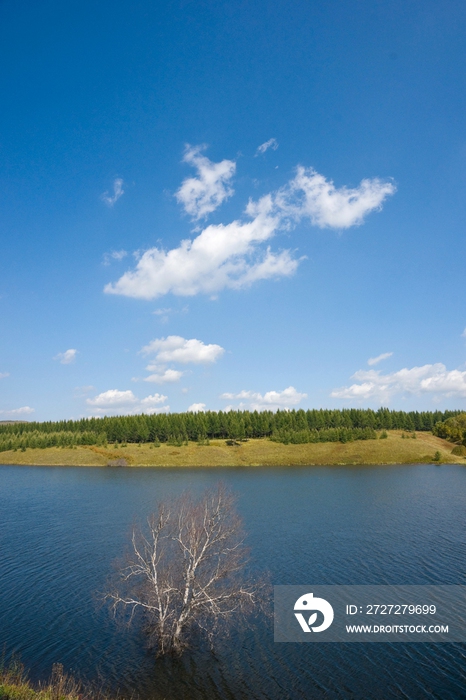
0,431,463,467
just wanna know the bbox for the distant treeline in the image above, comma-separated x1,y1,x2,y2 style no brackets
0,430,107,453
0,408,460,450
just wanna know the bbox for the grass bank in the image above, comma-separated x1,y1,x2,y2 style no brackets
0,431,463,467
0,661,110,700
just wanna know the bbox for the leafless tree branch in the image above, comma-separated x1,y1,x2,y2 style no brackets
104,484,268,656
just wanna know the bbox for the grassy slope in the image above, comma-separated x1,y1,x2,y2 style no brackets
0,431,463,467
0,662,106,700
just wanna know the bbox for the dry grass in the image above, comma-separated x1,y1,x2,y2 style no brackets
0,431,463,468
0,447,106,467
0,660,110,700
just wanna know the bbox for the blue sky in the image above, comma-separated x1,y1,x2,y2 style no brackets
1,0,466,421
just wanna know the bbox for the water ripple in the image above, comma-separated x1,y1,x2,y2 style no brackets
1,464,466,699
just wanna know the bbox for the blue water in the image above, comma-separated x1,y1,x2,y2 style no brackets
1,464,466,699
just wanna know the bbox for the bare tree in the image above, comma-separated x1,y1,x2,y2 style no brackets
105,484,266,656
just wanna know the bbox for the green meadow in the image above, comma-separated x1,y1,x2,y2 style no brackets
0,431,462,467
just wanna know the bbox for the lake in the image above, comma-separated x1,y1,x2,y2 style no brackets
1,464,466,699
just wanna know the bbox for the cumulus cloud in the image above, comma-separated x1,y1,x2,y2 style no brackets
0,406,34,416
255,138,279,156
104,194,299,299
144,368,184,384
54,349,78,365
86,389,168,415
221,386,307,412
331,363,466,402
87,389,140,408
141,336,225,364
103,250,128,266
139,394,169,412
188,403,206,412
0,372,10,379
175,145,236,220
276,167,396,229
105,157,394,301
101,178,124,207
367,352,393,366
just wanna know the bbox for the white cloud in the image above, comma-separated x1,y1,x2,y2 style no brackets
103,250,128,266
54,349,78,365
188,403,206,412
144,368,184,384
221,386,307,412
145,364,160,371
87,389,139,408
331,363,466,402
0,372,10,379
101,178,124,207
105,158,395,300
255,138,279,156
0,406,35,417
461,328,466,338
139,394,169,412
86,389,168,415
104,194,299,299
141,336,225,364
175,145,236,220
276,167,396,229
367,352,393,366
